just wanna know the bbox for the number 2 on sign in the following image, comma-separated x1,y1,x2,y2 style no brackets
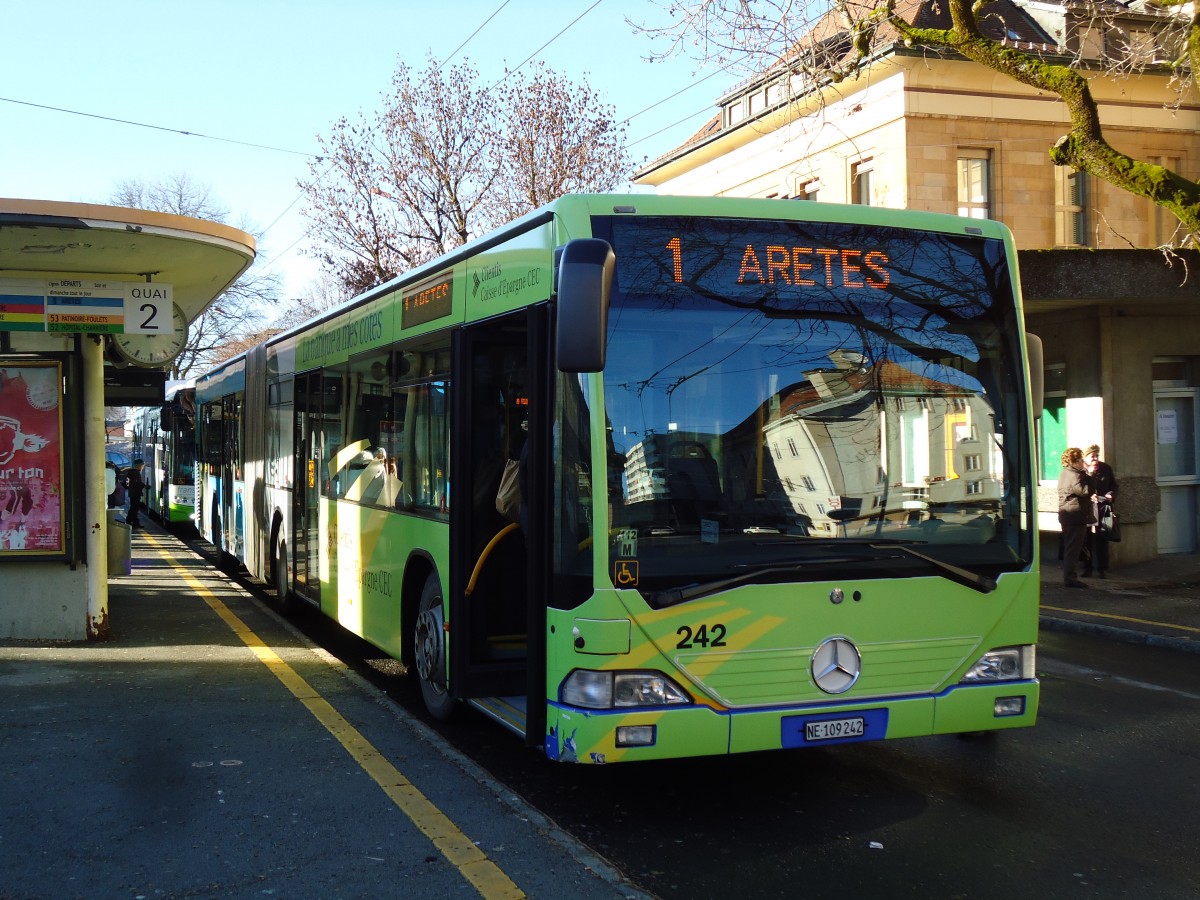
139,303,160,330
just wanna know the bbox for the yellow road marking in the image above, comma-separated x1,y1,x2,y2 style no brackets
1042,604,1200,635
143,533,525,899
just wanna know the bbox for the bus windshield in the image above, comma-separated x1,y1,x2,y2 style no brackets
594,215,1033,597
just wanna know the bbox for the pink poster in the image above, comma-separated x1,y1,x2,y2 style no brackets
0,362,64,554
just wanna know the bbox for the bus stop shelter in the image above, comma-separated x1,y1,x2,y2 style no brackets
0,198,255,639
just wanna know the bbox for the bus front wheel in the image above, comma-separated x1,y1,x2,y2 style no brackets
413,573,455,721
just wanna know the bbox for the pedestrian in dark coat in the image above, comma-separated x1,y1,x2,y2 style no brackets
125,459,145,529
1083,443,1119,578
1057,447,1093,588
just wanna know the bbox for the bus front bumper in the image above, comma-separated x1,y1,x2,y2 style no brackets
544,680,1039,763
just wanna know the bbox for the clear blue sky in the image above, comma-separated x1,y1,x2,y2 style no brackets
0,1,734,303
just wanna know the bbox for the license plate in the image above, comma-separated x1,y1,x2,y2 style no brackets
804,716,865,742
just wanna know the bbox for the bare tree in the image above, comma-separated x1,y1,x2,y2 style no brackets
109,173,281,376
204,272,355,366
488,60,632,223
272,271,352,331
300,57,495,294
300,55,633,294
636,0,1200,245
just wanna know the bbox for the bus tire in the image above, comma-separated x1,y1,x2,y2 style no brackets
413,573,455,721
212,507,232,571
211,508,223,556
274,536,294,615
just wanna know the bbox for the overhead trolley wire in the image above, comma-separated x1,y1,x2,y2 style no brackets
486,0,605,91
444,0,513,65
0,95,316,159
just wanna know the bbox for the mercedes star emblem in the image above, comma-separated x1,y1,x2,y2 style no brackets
811,637,862,694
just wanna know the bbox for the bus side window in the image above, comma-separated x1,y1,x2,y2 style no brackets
391,343,451,516
345,349,394,506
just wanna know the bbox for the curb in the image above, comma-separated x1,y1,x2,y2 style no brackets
1039,614,1200,655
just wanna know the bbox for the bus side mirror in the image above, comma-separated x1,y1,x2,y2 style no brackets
555,238,614,373
1025,332,1044,416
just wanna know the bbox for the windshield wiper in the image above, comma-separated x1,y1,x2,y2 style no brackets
867,543,997,594
644,541,996,608
803,538,998,593
646,558,858,608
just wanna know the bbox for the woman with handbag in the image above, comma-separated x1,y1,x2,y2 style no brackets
1058,447,1094,588
1083,444,1119,578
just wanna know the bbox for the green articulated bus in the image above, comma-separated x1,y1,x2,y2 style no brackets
133,379,197,527
196,194,1043,764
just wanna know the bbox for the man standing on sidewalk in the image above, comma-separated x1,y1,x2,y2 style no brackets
1057,447,1093,588
125,458,145,530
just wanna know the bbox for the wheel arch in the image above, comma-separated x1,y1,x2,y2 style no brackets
268,509,286,582
401,550,438,668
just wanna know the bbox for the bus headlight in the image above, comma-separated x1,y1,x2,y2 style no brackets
960,645,1035,683
561,670,691,709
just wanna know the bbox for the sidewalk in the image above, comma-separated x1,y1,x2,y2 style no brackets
0,524,644,900
1039,550,1200,654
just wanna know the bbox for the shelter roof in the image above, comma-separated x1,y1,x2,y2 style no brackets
0,198,256,328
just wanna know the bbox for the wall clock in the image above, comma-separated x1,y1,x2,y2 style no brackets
110,302,189,368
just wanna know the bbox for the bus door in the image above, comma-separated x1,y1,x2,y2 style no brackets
220,394,242,558
450,306,550,738
292,371,324,605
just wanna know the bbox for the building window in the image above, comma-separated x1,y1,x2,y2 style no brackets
787,437,799,457
726,99,746,127
795,179,820,201
1077,23,1105,60
966,480,983,495
802,475,816,491
965,454,983,471
1055,167,1089,247
1126,28,1161,65
852,159,874,205
957,152,991,219
1152,356,1194,387
1149,156,1183,247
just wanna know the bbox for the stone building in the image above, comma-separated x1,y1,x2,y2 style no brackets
635,0,1200,562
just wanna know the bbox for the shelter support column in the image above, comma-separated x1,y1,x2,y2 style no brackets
83,335,110,639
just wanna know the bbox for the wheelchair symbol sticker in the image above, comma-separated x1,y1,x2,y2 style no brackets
614,559,639,587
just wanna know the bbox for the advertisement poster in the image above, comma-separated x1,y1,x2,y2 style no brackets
0,362,64,555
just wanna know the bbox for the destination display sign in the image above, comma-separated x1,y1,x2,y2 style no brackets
47,280,125,333
401,272,454,329
604,215,1004,321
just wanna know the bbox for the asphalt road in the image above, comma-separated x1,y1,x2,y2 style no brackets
284,605,1200,900
184,519,1197,900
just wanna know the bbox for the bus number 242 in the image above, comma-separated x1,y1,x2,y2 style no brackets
676,623,728,649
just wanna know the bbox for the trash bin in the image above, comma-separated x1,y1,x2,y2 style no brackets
107,508,132,577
